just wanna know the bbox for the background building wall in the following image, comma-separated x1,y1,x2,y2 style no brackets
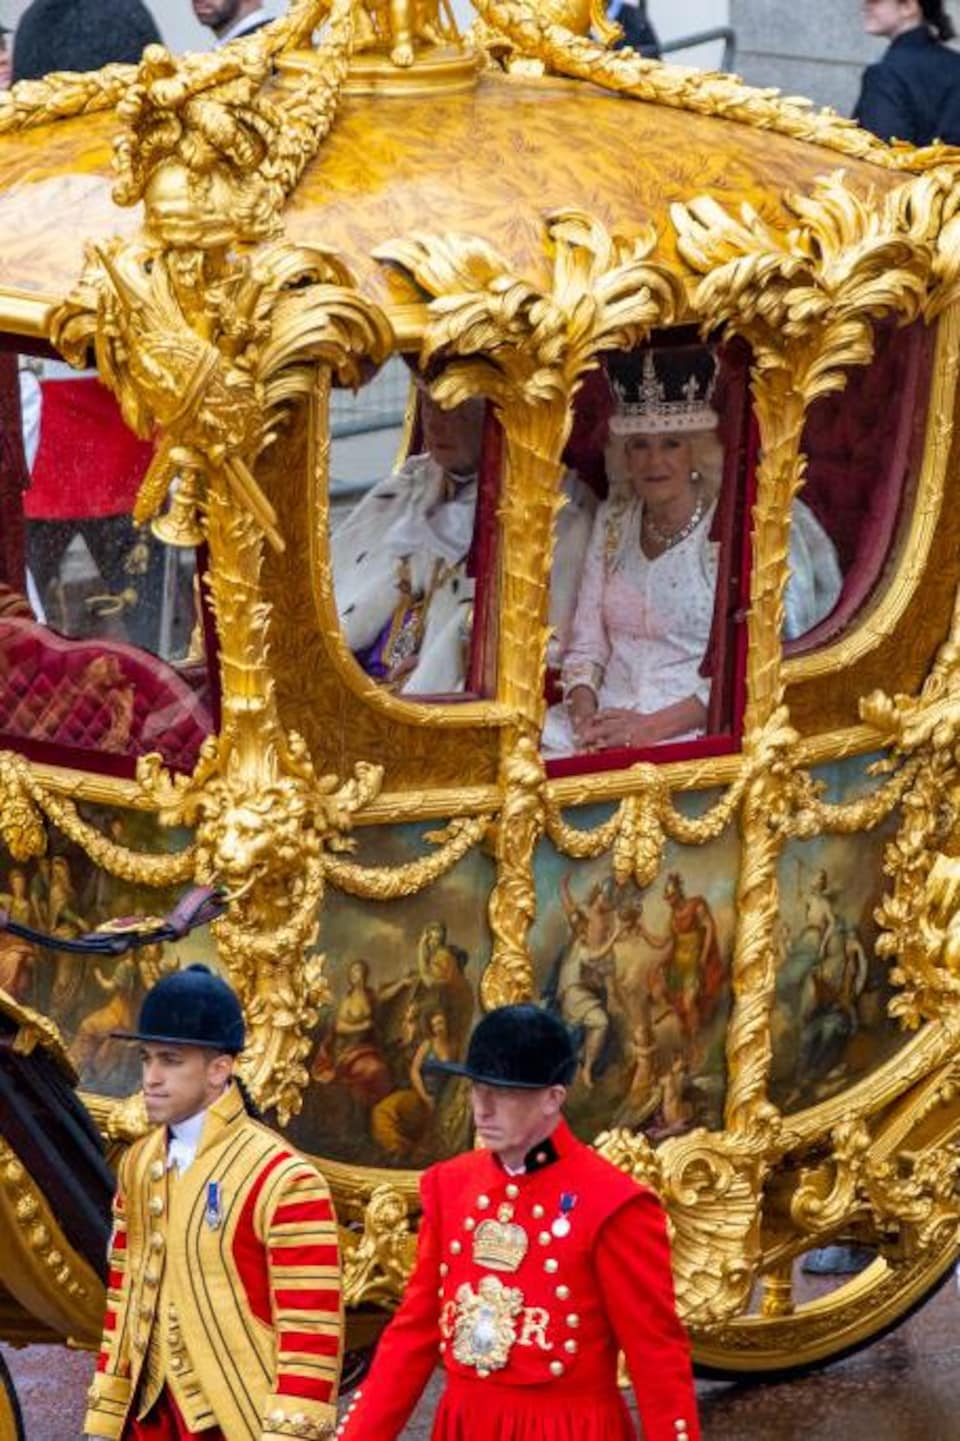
649,0,730,71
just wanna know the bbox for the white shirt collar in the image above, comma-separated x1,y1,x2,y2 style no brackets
216,8,269,44
167,1109,207,1174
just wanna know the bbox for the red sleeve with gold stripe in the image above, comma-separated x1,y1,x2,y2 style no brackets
83,1156,133,1441
336,1166,443,1441
258,1156,343,1441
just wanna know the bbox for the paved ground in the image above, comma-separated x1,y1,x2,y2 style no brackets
3,1277,956,1440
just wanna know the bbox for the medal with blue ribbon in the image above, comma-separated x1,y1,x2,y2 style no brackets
204,1180,223,1231
551,1191,578,1239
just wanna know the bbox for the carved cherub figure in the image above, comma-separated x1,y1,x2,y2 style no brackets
353,0,455,68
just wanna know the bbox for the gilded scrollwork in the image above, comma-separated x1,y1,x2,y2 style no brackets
597,1118,776,1325
341,1185,416,1308
791,1111,960,1254
377,209,683,1004
43,23,394,1122
0,0,336,136
0,1138,105,1343
471,0,955,171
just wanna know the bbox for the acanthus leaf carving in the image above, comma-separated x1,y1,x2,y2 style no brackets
377,210,682,1007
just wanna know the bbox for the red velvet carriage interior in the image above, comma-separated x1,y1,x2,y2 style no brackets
0,609,213,775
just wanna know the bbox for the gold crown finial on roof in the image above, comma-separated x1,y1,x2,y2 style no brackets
106,0,352,246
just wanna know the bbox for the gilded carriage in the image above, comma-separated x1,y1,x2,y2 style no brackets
1,0,960,1426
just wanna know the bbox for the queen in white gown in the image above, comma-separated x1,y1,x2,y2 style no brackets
543,346,842,757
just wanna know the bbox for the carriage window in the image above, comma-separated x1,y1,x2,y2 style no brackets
544,337,755,772
785,319,933,653
330,363,501,699
0,353,216,776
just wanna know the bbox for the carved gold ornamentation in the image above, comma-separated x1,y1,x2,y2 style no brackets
341,1185,416,1307
856,555,960,1031
45,22,393,1123
0,0,334,136
351,0,460,69
323,815,492,898
791,1113,960,1253
597,1119,774,1325
0,1138,105,1344
471,0,956,171
0,747,194,885
377,210,682,1002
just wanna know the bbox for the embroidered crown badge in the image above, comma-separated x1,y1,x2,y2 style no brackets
472,1214,529,1273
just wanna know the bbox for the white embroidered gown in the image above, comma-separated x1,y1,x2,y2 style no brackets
542,495,842,756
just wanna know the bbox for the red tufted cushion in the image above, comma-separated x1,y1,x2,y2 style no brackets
0,616,213,772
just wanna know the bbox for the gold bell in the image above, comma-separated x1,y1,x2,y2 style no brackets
151,471,204,548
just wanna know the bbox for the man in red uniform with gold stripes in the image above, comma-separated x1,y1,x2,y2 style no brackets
337,1004,700,1441
84,965,342,1441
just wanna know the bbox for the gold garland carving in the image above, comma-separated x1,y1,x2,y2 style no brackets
376,209,683,1005
471,0,960,172
321,816,492,899
0,0,336,136
47,26,393,1124
0,748,194,885
543,747,755,883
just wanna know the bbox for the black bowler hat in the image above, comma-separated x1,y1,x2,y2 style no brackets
426,1004,577,1089
112,964,245,1054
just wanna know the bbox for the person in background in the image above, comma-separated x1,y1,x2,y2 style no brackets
607,0,660,55
192,0,272,44
854,0,960,146
11,0,161,83
0,23,12,88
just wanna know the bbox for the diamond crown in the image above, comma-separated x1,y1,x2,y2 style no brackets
610,350,716,435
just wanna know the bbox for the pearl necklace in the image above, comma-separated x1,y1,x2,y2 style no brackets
642,493,706,552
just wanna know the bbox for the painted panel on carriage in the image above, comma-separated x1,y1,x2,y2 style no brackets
771,754,907,1115
286,821,495,1168
530,796,738,1146
0,806,210,1098
286,801,741,1170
